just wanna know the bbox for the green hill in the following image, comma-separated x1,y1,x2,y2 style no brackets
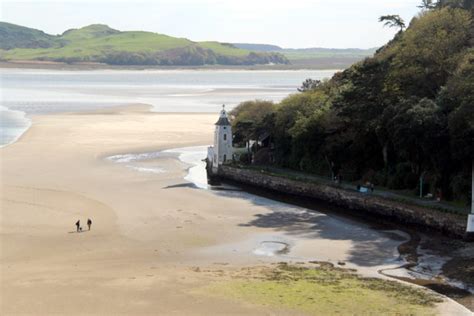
278,47,377,68
280,47,377,59
232,44,376,58
232,43,283,52
61,24,120,41
0,23,289,66
0,22,62,49
232,43,377,68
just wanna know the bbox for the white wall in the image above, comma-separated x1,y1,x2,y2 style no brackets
214,125,233,166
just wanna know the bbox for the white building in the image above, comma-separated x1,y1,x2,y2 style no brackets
207,105,233,174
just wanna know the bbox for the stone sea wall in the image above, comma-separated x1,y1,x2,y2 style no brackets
218,165,467,238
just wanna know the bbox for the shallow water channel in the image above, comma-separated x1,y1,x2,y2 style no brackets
107,146,474,311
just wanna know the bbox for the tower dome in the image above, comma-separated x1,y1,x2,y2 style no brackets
215,107,231,126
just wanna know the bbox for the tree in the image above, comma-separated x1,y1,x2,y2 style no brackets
379,15,406,31
418,0,437,10
234,120,255,157
230,100,276,152
438,50,474,169
438,0,474,9
297,78,321,92
383,8,472,99
229,4,473,202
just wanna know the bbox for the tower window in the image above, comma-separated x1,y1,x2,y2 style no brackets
223,154,227,162
223,134,227,141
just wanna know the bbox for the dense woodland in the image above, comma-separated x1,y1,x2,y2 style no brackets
99,48,288,66
231,1,474,204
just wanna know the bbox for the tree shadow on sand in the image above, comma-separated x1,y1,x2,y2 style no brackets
164,176,408,267
240,209,406,267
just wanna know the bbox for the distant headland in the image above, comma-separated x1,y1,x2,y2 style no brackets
0,22,375,69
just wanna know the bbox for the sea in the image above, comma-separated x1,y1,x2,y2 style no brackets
0,68,337,147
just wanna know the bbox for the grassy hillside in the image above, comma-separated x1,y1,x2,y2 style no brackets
61,24,120,41
280,47,377,60
232,43,377,58
0,22,373,68
0,22,62,49
0,23,288,66
233,43,376,68
281,48,377,69
232,43,283,52
199,41,249,56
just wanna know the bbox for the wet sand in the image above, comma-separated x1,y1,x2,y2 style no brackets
0,105,471,315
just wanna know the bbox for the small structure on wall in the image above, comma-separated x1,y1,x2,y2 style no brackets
207,105,233,175
466,160,474,241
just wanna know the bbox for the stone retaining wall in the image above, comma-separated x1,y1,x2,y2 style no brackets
219,165,467,238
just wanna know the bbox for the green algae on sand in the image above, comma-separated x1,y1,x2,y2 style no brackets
203,263,443,315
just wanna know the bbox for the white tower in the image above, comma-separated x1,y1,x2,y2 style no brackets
211,105,233,171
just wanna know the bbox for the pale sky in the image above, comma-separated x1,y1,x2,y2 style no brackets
1,0,422,49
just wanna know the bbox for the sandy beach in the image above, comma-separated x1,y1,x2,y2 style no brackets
0,105,471,315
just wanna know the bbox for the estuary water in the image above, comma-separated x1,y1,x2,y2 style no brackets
0,68,337,147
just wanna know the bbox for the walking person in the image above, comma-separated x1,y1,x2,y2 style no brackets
75,220,80,232
87,218,92,231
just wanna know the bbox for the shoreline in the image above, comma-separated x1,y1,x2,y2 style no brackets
212,168,473,306
1,107,472,314
216,165,469,238
110,144,474,310
0,106,32,149
0,67,338,148
0,61,343,71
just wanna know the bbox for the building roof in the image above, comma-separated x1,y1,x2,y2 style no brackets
215,116,231,126
215,105,231,125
